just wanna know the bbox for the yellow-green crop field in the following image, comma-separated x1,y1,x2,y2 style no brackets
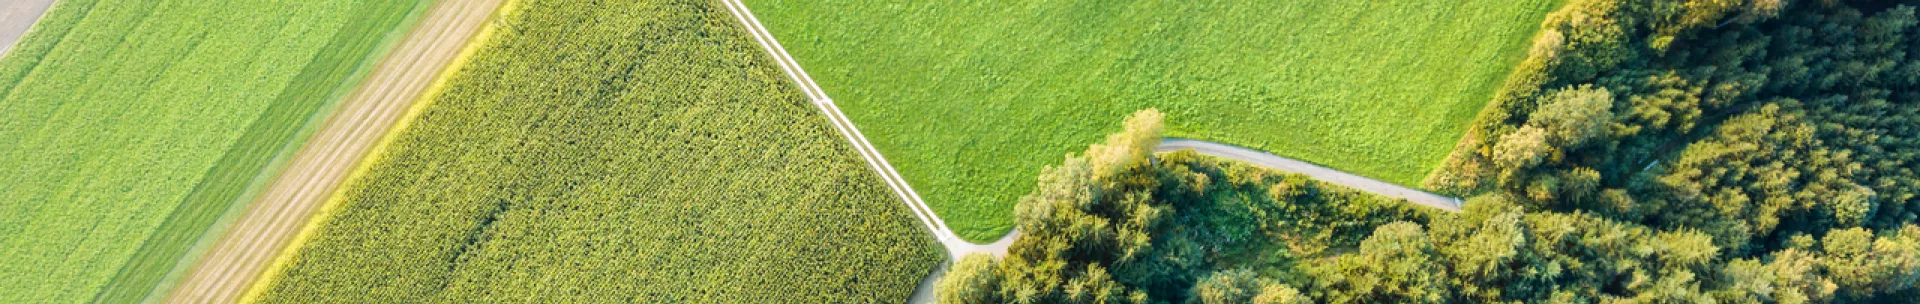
0,0,428,302
251,0,940,302
749,0,1563,241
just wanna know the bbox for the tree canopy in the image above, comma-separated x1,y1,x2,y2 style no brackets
947,0,1920,302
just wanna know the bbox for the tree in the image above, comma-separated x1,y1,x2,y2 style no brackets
1188,269,1263,304
1714,248,1836,304
1250,284,1310,304
1531,85,1614,149
1090,108,1164,182
1821,226,1920,300
940,254,1003,304
1314,222,1449,304
1432,198,1542,301
1494,126,1551,173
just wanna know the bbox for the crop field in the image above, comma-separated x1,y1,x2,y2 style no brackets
0,0,427,302
748,0,1562,241
249,0,940,302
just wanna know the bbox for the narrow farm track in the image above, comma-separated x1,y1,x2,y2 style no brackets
158,0,505,302
719,0,1019,260
0,0,55,56
1157,139,1464,211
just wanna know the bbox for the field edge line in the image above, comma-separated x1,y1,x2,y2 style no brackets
228,1,517,302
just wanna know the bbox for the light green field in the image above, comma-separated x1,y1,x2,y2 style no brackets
748,0,1561,241
0,0,428,302
252,0,939,302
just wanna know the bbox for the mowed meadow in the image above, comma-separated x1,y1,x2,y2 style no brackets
250,0,939,302
0,0,427,302
748,0,1563,241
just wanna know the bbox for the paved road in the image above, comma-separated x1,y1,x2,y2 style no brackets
0,0,56,56
1157,139,1463,211
159,0,506,302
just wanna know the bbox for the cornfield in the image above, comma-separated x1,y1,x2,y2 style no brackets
251,0,941,302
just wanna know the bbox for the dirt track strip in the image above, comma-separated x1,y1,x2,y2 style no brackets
0,0,55,56
1157,139,1464,211
159,0,506,302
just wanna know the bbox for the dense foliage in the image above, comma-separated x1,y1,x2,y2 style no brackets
747,0,1561,241
0,0,426,302
937,110,1435,303
1307,196,1920,303
1431,0,1920,256
250,0,939,302
945,110,1920,303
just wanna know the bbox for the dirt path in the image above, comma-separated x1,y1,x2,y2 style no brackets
0,0,56,56
158,0,504,302
720,3,1017,302
1157,139,1464,211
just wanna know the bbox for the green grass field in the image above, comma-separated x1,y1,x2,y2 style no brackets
0,0,428,302
251,0,940,302
748,0,1562,241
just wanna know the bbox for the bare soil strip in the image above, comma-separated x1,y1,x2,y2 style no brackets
158,0,505,302
0,0,56,56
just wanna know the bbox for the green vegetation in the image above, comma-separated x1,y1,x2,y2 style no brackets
0,0,429,302
251,0,939,302
748,0,1563,241
1430,0,1920,254
943,109,1920,303
935,110,1434,302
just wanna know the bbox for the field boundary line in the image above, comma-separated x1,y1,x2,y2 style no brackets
129,3,442,303
157,0,513,302
236,2,515,302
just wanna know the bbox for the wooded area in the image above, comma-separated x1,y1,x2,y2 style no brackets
946,1,1920,297
946,107,1919,303
1431,0,1920,258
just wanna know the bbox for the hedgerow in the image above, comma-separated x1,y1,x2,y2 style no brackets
251,0,939,302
